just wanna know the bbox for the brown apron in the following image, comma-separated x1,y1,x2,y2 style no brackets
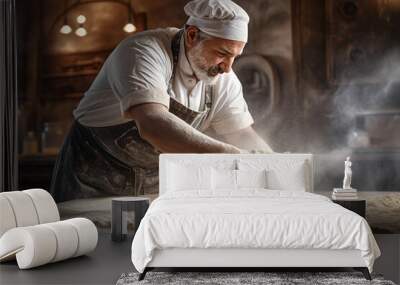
50,29,214,202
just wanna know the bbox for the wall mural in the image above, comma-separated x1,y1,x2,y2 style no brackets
16,0,400,236
233,55,280,125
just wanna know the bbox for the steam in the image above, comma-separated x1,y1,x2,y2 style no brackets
256,51,400,190
329,51,400,147
315,51,400,191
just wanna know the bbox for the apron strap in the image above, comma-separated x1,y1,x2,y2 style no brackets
168,29,184,95
205,85,213,109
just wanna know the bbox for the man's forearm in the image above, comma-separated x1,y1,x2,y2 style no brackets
221,127,274,153
128,108,241,153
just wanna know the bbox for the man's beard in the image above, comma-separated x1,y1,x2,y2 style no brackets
187,42,223,85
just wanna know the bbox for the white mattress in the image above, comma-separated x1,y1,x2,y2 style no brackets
131,190,381,273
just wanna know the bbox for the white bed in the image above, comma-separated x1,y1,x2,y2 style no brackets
131,154,380,280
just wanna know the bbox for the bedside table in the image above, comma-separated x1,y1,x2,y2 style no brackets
332,199,366,218
111,197,150,242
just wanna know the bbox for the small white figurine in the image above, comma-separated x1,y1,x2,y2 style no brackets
343,156,352,189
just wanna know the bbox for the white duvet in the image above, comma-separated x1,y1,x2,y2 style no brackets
131,190,380,273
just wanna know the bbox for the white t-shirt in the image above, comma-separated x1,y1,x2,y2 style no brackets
73,28,253,135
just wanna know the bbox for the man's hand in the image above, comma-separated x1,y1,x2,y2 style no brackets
124,103,241,153
219,126,274,153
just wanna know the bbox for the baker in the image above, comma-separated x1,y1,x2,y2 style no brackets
50,0,273,202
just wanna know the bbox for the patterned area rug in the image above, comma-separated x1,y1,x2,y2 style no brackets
116,271,396,285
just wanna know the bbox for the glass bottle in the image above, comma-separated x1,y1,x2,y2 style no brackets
41,122,64,155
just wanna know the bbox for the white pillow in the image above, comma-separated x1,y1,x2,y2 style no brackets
212,168,237,190
238,159,307,191
167,163,212,191
236,169,268,189
267,168,306,191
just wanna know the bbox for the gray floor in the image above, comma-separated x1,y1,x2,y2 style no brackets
1,233,399,285
0,233,134,285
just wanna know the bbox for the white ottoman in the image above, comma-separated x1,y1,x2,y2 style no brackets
0,189,98,269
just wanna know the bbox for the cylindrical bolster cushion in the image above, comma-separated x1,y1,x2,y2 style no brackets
0,218,98,269
42,221,79,263
0,191,39,227
64,218,98,257
0,196,17,237
0,189,59,239
23,189,60,224
0,226,57,269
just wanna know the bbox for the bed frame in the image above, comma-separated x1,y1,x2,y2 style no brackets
140,248,371,280
139,154,371,280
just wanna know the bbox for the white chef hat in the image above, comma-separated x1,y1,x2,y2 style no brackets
184,0,249,43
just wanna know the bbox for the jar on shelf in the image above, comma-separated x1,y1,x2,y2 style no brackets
41,122,64,155
23,131,39,155
347,116,370,148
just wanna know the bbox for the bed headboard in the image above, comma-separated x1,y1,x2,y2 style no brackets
159,153,314,195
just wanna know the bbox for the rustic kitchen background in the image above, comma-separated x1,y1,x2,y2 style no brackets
16,0,400,231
